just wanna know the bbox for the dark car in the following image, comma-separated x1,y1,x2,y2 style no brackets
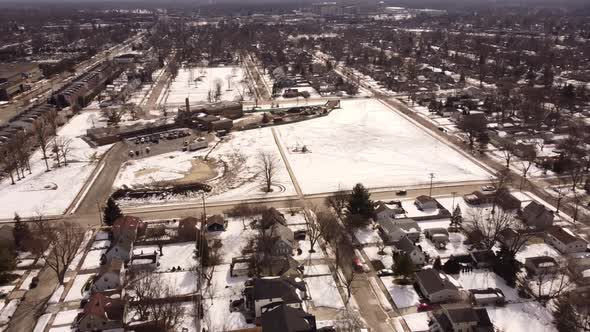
417,303,431,312
396,190,407,196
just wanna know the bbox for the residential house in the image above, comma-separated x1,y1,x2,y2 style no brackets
261,208,287,229
92,258,124,292
261,256,302,278
429,305,494,332
265,223,297,256
394,236,426,266
104,238,133,263
244,277,307,320
374,201,404,221
521,202,554,229
545,226,588,254
206,215,228,232
425,228,450,249
378,218,421,243
76,293,125,332
112,215,146,242
525,256,559,275
260,304,316,332
415,195,438,211
178,217,199,242
415,268,461,303
129,251,159,271
468,288,505,306
462,190,521,211
569,253,590,285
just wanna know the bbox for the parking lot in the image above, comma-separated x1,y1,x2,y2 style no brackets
124,128,195,158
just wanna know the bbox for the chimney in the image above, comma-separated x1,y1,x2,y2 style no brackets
185,97,190,113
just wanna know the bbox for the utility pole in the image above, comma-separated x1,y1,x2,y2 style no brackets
195,191,207,332
451,191,457,210
97,200,103,226
428,173,435,197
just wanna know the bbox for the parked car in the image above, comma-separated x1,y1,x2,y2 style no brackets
30,276,39,289
377,269,394,277
481,185,496,192
396,190,407,196
417,303,431,312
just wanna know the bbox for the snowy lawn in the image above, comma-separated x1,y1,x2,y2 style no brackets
52,309,82,326
133,243,196,272
380,276,421,308
164,66,249,107
363,246,393,269
487,302,556,332
353,225,382,245
211,218,255,264
295,240,325,262
418,232,468,259
19,269,40,290
400,312,430,332
48,285,65,304
67,231,93,271
305,275,345,309
200,264,253,331
80,249,106,270
303,264,331,276
0,299,20,325
64,274,94,302
275,98,490,194
515,242,561,264
158,271,197,296
452,270,519,302
0,110,111,218
33,313,53,332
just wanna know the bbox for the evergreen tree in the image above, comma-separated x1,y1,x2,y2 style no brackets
433,257,442,271
13,213,30,250
393,254,415,280
346,183,374,222
443,256,461,274
103,198,122,226
493,244,520,287
553,294,578,332
0,244,16,284
450,205,463,230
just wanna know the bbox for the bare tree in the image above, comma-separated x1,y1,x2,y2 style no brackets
39,221,86,284
214,79,223,102
57,137,73,166
14,131,31,175
305,208,322,253
340,266,360,306
490,169,513,214
523,264,575,306
325,189,350,218
465,208,517,250
256,151,279,192
32,119,52,171
1,144,17,184
315,209,340,244
519,148,538,190
499,141,515,168
457,115,487,149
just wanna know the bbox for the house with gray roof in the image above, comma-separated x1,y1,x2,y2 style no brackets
378,218,421,243
545,226,588,254
429,304,494,332
265,223,297,256
522,201,554,229
394,236,426,266
244,277,307,320
415,268,461,303
261,304,316,332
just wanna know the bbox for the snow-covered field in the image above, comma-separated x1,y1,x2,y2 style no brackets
275,99,490,194
114,151,198,188
0,110,111,219
163,66,249,106
487,302,556,332
133,242,196,271
64,274,93,302
380,276,421,308
305,275,345,309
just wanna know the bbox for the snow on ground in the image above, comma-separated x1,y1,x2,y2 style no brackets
68,230,93,271
400,312,430,331
275,98,490,194
380,276,421,308
114,151,200,188
33,313,53,332
303,264,331,276
515,242,561,264
208,218,255,264
354,225,382,245
283,210,307,225
363,245,393,269
52,309,82,326
48,327,75,332
19,269,40,290
200,264,253,331
80,248,106,270
133,243,196,271
453,270,519,302
418,232,468,259
48,285,65,304
90,240,110,250
159,271,197,296
487,302,556,332
64,274,93,302
0,110,111,219
0,299,20,325
295,239,325,262
164,66,249,106
305,275,345,309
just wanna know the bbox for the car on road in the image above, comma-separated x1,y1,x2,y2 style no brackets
417,303,431,312
396,190,407,196
481,185,496,192
377,269,394,277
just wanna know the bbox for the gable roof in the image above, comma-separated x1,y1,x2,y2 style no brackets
394,236,419,254
416,268,458,294
445,306,479,324
378,218,420,236
525,256,558,268
261,304,314,332
415,195,436,204
99,258,123,275
524,201,553,219
252,277,305,303
266,223,295,246
548,226,587,245
112,215,143,236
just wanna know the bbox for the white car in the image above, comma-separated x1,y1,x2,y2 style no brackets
481,185,496,192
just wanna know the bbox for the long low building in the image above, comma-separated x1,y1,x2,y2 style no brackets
0,63,43,101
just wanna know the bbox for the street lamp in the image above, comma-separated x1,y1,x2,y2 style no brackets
428,173,435,197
